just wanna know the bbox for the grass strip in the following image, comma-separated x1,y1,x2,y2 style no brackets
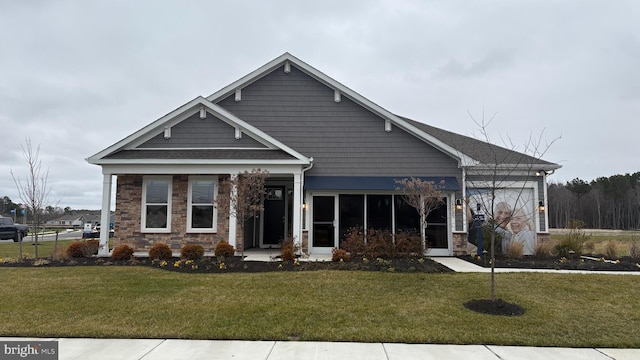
0,267,638,347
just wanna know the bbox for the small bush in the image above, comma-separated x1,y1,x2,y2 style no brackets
506,241,524,259
149,243,173,261
214,241,235,259
554,227,588,257
111,244,134,260
534,241,553,259
395,231,423,257
629,241,640,259
66,241,90,258
280,238,297,261
604,240,618,259
331,248,351,262
50,247,69,261
365,228,394,259
584,241,596,255
86,240,100,255
181,244,204,260
341,227,366,257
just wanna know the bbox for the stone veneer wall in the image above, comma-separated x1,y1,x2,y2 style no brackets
115,175,230,252
452,232,468,256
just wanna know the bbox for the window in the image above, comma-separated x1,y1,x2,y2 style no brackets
187,176,218,232
339,194,364,245
367,195,392,231
142,176,172,232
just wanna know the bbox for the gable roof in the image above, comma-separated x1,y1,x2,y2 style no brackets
87,96,311,165
207,52,478,167
400,116,561,171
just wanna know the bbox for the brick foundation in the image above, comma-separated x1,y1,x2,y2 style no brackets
114,175,230,253
452,232,468,256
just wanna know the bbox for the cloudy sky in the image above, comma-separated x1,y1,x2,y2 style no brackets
1,0,638,210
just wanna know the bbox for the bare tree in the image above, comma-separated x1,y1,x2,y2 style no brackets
395,177,446,253
216,169,269,259
11,138,52,259
464,112,559,302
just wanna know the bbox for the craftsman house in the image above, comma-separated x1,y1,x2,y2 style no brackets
87,53,560,256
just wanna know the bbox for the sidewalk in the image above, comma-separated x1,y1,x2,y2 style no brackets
2,337,639,360
433,257,640,275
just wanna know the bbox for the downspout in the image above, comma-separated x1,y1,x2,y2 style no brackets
298,157,314,256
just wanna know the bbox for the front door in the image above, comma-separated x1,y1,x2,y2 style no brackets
262,186,285,247
312,196,335,251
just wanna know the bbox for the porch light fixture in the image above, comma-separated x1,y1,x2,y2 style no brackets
455,199,463,210
538,201,545,212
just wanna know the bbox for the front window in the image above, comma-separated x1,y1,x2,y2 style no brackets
187,176,218,232
142,176,172,232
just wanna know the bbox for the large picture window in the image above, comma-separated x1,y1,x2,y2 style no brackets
187,176,218,233
142,176,172,232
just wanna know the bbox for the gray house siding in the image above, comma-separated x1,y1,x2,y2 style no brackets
217,65,461,178
138,111,266,149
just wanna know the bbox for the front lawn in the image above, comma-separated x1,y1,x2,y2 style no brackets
0,267,638,347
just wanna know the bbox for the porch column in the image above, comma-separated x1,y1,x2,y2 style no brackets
292,173,302,249
227,175,237,249
98,173,112,257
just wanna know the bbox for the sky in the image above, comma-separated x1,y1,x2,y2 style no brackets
1,0,639,210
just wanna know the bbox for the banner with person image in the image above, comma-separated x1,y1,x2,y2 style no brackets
467,188,536,255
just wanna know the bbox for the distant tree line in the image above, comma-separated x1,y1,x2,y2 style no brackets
548,172,640,230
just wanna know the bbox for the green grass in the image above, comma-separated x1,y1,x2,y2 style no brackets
0,267,638,347
0,240,75,259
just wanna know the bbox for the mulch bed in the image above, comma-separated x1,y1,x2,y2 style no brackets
464,299,525,316
0,256,452,274
460,254,640,272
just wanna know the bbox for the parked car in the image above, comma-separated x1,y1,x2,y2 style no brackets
0,216,30,242
82,223,114,238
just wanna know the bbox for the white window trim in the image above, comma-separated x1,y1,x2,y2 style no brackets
187,176,218,233
141,175,172,233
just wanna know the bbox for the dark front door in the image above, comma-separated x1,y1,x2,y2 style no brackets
313,196,335,248
263,186,285,246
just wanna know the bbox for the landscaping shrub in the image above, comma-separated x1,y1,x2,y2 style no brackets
342,227,366,257
584,241,596,255
181,244,204,260
604,240,618,259
149,243,173,261
554,226,588,257
630,241,640,259
279,238,297,261
365,228,394,258
86,240,100,255
395,231,423,257
214,241,235,259
332,248,351,262
111,244,134,260
66,241,90,258
533,241,553,259
506,241,524,259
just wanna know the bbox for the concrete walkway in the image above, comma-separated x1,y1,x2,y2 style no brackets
433,257,640,275
2,338,639,360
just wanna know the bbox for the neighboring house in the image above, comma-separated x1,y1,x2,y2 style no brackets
46,213,101,227
87,53,560,256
